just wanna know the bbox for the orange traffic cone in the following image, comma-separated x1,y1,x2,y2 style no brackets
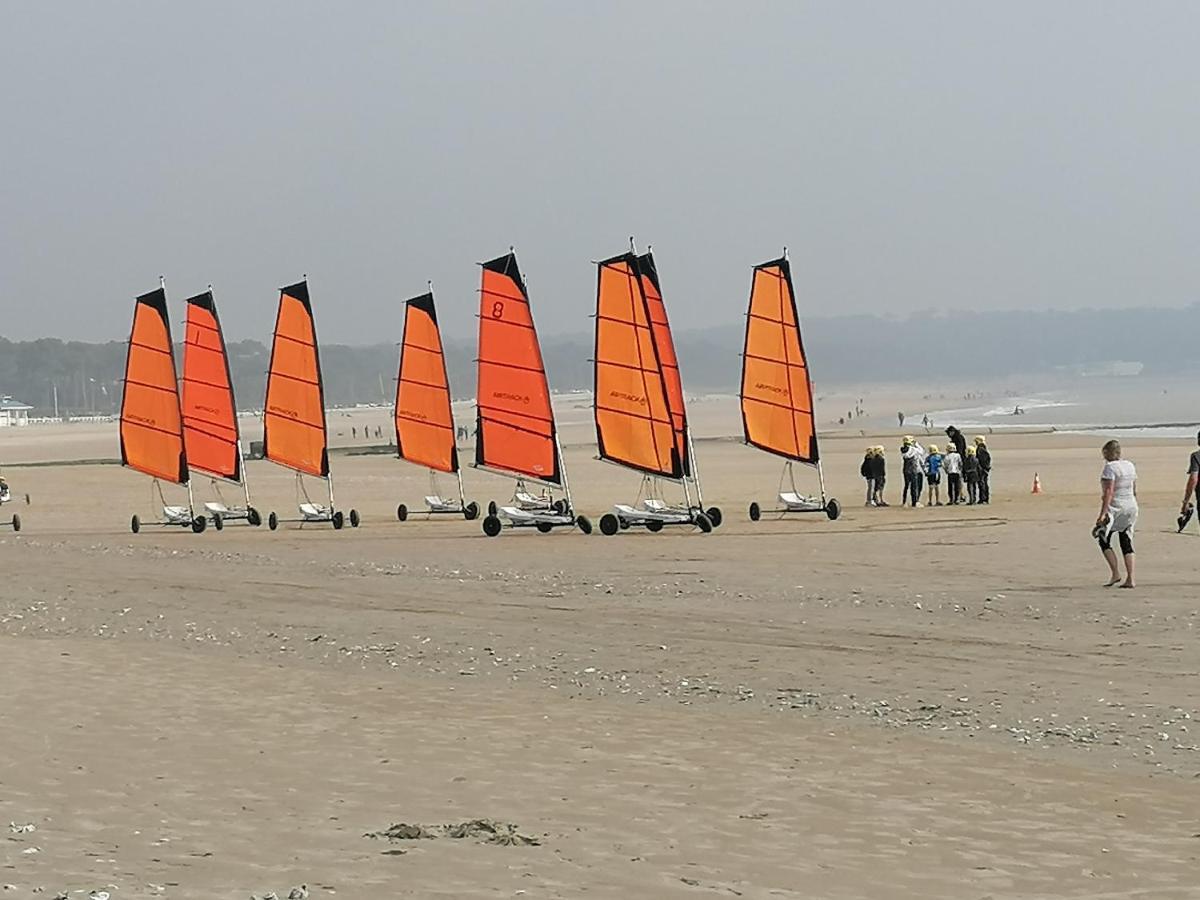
1031,472,1043,494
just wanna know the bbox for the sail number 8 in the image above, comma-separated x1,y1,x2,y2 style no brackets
491,301,504,319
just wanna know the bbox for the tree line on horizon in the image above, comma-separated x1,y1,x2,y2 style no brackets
2,304,1199,417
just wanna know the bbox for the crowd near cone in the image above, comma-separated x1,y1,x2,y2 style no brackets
1031,472,1043,494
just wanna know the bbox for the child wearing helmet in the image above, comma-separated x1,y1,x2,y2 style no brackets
925,444,943,506
974,436,992,504
861,447,876,506
964,445,981,504
870,446,888,507
942,443,963,504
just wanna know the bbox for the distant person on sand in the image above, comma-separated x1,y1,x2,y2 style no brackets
1096,439,1137,589
1178,430,1200,532
898,411,905,428
861,447,875,506
870,446,888,506
942,444,963,504
974,436,992,504
925,444,943,506
963,446,980,504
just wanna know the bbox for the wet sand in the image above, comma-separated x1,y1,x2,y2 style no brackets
2,401,1200,897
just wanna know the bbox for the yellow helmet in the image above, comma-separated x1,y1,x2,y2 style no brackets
974,435,986,444
864,446,873,454
928,444,939,453
904,435,914,442
874,445,885,454
966,446,976,455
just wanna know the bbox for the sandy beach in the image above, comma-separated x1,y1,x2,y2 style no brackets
3,398,1200,898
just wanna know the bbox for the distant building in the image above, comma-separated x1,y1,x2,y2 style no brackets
0,396,32,427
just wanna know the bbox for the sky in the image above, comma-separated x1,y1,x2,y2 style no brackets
2,2,1198,344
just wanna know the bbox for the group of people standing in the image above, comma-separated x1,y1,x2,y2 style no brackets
861,426,993,508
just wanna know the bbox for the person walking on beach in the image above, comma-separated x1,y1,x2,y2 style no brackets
975,436,992,504
861,447,876,506
870,446,888,506
943,443,963,504
963,446,981,504
898,411,906,428
925,444,943,506
1096,439,1137,588
1178,431,1200,531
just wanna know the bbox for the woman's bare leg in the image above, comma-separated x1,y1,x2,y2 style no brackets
1102,548,1121,586
1121,553,1135,588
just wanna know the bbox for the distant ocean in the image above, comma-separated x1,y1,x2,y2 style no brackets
924,374,1200,439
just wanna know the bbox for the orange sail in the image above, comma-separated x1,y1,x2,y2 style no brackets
182,290,241,482
475,252,560,485
263,280,329,478
395,292,457,474
120,286,188,484
594,253,681,479
636,251,690,476
740,257,819,464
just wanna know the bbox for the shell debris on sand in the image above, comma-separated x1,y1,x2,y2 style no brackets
365,818,541,846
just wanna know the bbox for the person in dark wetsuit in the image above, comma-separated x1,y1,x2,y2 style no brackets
945,425,967,460
974,436,992,504
870,446,888,506
861,447,875,506
963,446,981,504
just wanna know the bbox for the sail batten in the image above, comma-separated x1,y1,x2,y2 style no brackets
395,291,458,474
182,290,242,483
593,252,680,479
474,251,562,486
740,257,819,465
263,280,330,478
119,287,189,485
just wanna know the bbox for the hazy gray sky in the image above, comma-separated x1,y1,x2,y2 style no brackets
2,2,1197,344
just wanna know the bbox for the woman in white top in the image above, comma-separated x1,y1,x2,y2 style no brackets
1095,439,1138,588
